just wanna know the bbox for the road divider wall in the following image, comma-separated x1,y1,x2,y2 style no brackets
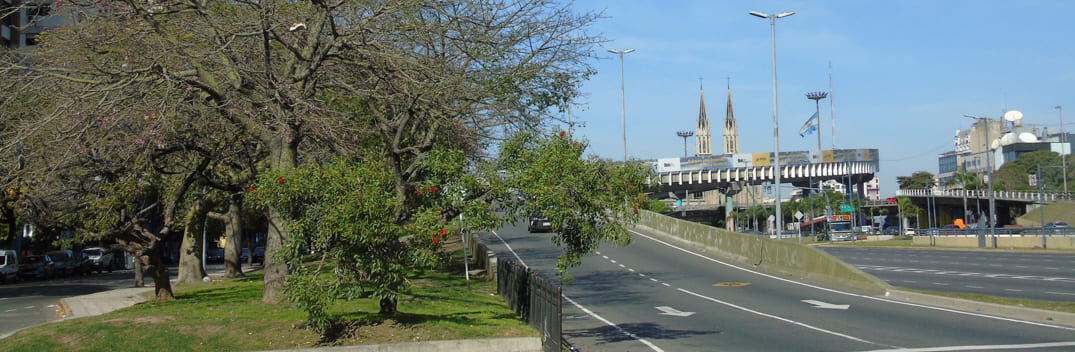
634,210,890,295
912,234,1075,249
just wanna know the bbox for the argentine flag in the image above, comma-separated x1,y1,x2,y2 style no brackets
799,112,819,137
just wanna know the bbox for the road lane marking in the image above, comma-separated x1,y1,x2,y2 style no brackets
655,306,695,317
679,288,882,346
966,286,984,289
491,231,664,352
628,229,1075,331
863,341,1075,352
563,295,664,352
802,299,850,310
1047,291,1075,296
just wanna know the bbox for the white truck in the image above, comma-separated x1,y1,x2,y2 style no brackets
0,249,18,283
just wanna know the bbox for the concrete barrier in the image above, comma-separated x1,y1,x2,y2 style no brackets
912,235,1075,249
634,210,890,295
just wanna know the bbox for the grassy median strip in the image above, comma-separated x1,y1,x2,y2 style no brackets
2,265,535,352
901,288,1075,314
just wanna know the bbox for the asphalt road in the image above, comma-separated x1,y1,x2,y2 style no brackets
0,270,136,338
481,222,1075,352
819,247,1075,302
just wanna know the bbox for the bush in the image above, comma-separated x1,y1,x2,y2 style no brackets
644,199,672,213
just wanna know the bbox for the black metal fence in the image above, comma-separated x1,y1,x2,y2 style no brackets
497,258,562,352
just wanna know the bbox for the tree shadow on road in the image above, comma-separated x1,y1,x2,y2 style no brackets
564,321,720,344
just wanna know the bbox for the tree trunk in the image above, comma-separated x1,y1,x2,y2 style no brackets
134,257,145,287
177,198,212,284
223,196,244,278
379,297,398,315
140,246,175,301
263,134,298,303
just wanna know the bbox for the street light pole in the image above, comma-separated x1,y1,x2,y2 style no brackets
806,91,828,151
750,10,794,238
965,114,996,248
677,130,694,157
1056,105,1067,194
608,49,635,163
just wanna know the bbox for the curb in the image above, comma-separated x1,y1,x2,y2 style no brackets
261,337,542,352
885,289,1075,328
57,298,72,319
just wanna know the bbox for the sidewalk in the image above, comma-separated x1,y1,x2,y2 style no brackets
54,269,541,352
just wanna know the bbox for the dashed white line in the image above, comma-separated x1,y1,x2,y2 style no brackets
1004,289,1024,292
1047,291,1075,296
966,286,984,289
491,231,662,352
618,264,626,268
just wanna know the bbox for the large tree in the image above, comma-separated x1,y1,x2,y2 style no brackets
8,0,605,304
897,171,936,190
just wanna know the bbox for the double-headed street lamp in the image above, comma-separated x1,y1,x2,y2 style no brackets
750,10,794,237
964,114,997,248
608,49,635,163
677,130,694,157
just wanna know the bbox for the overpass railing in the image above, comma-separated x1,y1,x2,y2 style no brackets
896,189,1073,203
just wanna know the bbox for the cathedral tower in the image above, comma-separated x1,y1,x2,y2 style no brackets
723,85,740,155
696,86,712,156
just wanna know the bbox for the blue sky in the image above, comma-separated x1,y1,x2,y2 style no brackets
563,0,1075,197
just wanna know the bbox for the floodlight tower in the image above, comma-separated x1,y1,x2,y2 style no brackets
677,130,694,157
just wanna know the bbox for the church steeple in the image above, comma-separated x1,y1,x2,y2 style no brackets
723,82,739,155
696,81,712,156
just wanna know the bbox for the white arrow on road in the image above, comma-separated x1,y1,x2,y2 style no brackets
656,306,695,317
801,300,850,310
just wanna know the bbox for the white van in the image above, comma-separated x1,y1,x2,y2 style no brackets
0,249,18,283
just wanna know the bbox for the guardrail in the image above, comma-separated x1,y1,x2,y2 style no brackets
497,258,562,352
896,189,1074,202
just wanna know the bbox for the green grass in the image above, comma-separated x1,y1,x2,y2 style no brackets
898,288,1075,314
1,264,535,352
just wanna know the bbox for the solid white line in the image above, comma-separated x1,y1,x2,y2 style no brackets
490,230,663,352
628,229,1075,331
862,341,1075,352
562,295,664,352
678,288,883,346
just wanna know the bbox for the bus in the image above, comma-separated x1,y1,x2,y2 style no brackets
801,215,855,241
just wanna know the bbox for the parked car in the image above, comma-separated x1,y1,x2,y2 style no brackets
0,249,18,283
206,248,225,263
527,214,552,233
1044,221,1069,228
241,248,250,262
883,226,900,236
82,247,115,273
19,254,56,279
252,247,265,264
46,250,78,276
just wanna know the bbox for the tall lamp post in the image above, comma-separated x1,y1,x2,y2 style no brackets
965,114,996,248
750,10,794,238
676,130,694,157
608,49,635,163
1056,105,1067,194
806,91,828,151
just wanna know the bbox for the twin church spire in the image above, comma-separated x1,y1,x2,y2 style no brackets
694,79,739,156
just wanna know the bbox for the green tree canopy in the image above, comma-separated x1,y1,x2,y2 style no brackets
897,171,936,189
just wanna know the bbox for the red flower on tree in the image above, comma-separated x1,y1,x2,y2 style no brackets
439,228,447,236
431,233,440,244
559,131,566,138
277,177,285,184
429,186,436,194
248,186,256,192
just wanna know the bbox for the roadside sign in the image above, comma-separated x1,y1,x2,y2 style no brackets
839,204,852,212
794,211,804,220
